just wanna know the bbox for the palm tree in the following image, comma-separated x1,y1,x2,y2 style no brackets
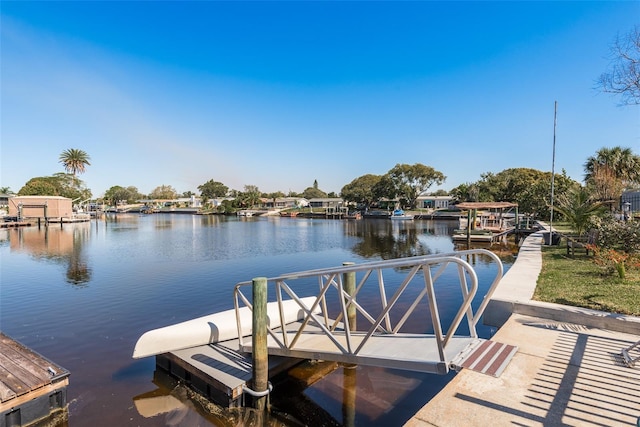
584,146,640,189
59,149,91,176
554,187,606,236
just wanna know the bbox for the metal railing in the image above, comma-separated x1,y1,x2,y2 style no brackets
234,249,503,365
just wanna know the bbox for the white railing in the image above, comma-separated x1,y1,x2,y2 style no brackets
234,249,503,365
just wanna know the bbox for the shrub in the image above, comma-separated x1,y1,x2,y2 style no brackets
587,245,630,278
589,216,640,253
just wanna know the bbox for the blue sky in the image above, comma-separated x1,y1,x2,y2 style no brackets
2,1,639,197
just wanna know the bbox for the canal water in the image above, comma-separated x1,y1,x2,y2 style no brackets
0,214,515,426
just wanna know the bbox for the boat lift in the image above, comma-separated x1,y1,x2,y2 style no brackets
234,249,517,376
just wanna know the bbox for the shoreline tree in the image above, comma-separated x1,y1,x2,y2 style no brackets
19,173,91,201
104,186,143,206
301,180,328,199
341,174,382,210
383,163,446,209
584,146,640,200
198,180,229,200
451,168,579,219
59,149,91,176
149,185,178,200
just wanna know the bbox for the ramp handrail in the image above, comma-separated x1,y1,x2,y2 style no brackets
234,249,503,365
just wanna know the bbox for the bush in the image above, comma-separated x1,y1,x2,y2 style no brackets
589,216,640,253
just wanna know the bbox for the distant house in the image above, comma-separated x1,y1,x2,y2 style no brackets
622,191,640,216
0,194,10,209
8,195,73,220
308,198,344,209
417,195,454,210
261,197,308,209
175,196,202,208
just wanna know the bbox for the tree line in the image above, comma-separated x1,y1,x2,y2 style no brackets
5,144,639,221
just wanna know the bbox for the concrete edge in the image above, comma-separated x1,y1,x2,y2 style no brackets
483,222,640,337
485,298,640,335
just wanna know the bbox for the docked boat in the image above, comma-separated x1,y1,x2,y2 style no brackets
390,209,414,220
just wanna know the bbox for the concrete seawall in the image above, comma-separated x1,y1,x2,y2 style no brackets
406,226,640,427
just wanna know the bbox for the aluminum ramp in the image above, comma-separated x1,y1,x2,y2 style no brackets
240,321,517,376
234,249,518,377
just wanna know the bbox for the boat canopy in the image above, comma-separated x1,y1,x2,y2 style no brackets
455,202,518,210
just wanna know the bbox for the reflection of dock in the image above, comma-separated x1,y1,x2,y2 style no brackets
0,333,70,425
0,221,32,229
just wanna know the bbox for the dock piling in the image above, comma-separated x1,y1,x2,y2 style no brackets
342,262,356,331
251,277,269,411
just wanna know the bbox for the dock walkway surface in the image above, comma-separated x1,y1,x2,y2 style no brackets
0,332,70,426
406,227,640,427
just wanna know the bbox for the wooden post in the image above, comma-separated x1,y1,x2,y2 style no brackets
514,206,519,244
251,277,268,411
342,262,356,331
466,209,472,243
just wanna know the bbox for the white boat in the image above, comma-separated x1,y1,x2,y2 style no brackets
133,297,318,359
390,209,414,220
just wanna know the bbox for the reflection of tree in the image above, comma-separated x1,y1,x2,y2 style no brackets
66,258,91,286
453,241,518,264
349,220,433,260
65,225,92,286
346,219,517,264
10,224,92,286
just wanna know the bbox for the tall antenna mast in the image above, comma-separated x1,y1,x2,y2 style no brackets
549,101,557,239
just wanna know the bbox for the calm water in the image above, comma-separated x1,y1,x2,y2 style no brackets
0,214,514,426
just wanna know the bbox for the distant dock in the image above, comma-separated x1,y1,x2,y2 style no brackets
0,333,70,426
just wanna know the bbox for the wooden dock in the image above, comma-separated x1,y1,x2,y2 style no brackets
0,333,70,426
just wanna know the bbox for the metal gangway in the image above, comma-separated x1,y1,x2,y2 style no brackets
234,249,514,375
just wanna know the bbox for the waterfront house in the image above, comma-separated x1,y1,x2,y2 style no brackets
417,195,454,210
307,198,344,209
261,197,308,209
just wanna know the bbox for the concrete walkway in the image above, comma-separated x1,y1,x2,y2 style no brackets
406,229,640,427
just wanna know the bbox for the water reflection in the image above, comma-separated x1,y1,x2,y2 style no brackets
7,224,92,286
345,219,459,260
270,361,454,426
134,369,309,426
1,215,515,427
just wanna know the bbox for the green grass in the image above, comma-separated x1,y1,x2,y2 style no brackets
547,221,574,234
534,244,640,316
